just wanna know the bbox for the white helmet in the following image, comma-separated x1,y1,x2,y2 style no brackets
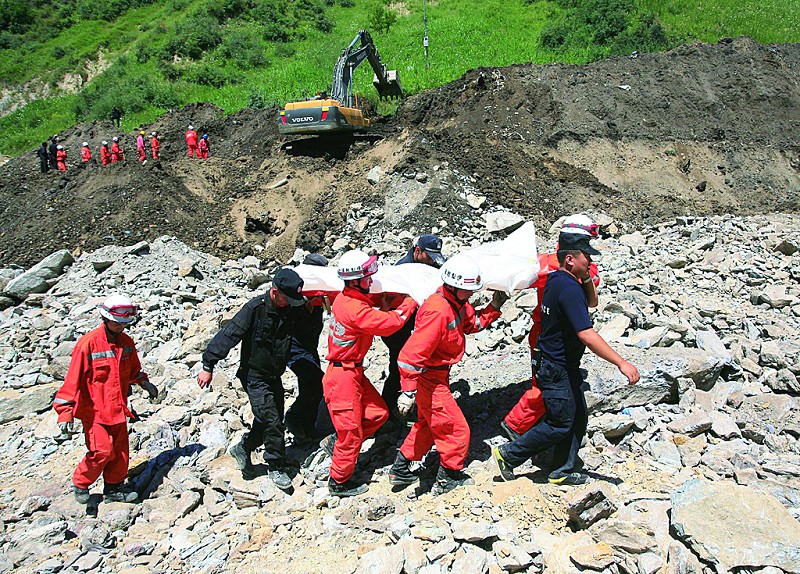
112,136,119,142
441,254,483,291
151,131,157,136
99,294,138,324
561,214,599,237
82,142,88,147
188,125,194,130
101,140,108,145
56,145,63,149
337,249,378,280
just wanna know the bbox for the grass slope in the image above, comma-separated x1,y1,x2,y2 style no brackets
1,0,798,156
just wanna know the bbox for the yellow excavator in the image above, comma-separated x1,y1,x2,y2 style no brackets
278,30,403,135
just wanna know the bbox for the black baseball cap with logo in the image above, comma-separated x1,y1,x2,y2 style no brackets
416,234,446,266
273,268,306,306
558,232,601,256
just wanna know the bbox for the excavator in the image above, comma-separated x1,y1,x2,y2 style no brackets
278,30,403,135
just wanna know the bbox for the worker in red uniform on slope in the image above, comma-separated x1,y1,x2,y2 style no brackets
111,137,124,163
52,295,159,504
323,249,417,497
81,142,91,163
150,132,160,160
100,141,111,166
199,133,210,158
186,125,199,158
55,145,67,171
501,214,601,441
388,254,508,495
136,131,146,162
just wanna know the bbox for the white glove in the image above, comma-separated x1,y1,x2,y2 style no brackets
140,380,159,400
58,421,74,435
397,391,416,417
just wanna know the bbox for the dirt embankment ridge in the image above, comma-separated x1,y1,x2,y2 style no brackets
1,36,799,269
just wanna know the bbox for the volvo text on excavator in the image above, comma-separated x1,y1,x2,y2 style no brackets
278,30,403,135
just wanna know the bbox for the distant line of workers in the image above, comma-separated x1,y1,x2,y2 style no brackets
36,125,211,173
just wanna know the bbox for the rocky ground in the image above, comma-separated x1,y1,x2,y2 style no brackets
0,209,799,574
1,37,799,270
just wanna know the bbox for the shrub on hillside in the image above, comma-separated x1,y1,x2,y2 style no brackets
368,1,396,34
0,0,33,34
167,14,223,59
206,0,250,22
219,28,268,69
187,62,241,87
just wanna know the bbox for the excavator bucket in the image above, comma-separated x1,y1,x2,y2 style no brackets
373,70,403,99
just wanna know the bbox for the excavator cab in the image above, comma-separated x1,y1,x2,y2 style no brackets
278,30,403,136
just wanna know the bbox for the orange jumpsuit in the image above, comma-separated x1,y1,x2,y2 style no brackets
150,136,160,159
56,149,67,171
111,142,124,163
81,147,91,162
323,287,416,484
186,130,199,158
503,253,599,435
52,326,149,489
198,138,209,159
100,145,111,166
398,286,501,470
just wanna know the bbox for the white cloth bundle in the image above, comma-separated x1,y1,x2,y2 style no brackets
295,221,539,304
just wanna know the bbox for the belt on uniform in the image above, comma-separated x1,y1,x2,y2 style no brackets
332,361,363,367
427,364,451,371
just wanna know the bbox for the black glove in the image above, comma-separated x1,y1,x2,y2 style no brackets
491,290,510,310
140,380,159,400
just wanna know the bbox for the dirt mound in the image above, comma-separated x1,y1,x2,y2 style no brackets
2,37,799,268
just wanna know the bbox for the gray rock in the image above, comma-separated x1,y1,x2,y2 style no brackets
451,544,489,574
483,211,525,233
591,519,657,554
649,439,682,469
0,383,60,425
80,521,115,551
588,413,635,439
671,479,800,573
597,314,631,342
667,411,712,436
3,250,74,300
760,285,795,309
566,484,619,529
466,193,486,209
399,537,429,573
426,538,457,562
355,543,404,574
367,166,382,184
451,519,498,542
709,411,742,439
492,540,533,572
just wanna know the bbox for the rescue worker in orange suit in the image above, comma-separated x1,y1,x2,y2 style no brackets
323,250,417,497
111,137,124,163
136,131,146,162
56,145,67,171
52,295,158,504
389,254,507,495
150,132,160,160
100,141,112,166
501,215,601,441
81,142,91,163
380,234,446,425
186,125,199,158
199,133,210,158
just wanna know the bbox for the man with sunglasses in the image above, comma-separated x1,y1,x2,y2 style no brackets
493,227,639,485
53,295,158,504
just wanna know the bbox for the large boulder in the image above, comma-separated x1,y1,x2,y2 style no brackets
671,479,800,573
585,346,726,412
3,250,74,300
0,383,60,425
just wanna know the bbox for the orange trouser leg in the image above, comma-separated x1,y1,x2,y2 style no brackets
400,374,470,471
504,376,546,434
323,365,389,483
73,422,130,489
188,144,199,158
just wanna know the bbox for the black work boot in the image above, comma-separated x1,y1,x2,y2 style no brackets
328,477,368,497
73,486,90,504
103,483,138,503
267,465,293,491
389,451,418,486
431,465,474,496
229,439,253,472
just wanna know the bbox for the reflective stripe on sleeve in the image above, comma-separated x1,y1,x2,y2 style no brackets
53,397,75,405
330,335,357,348
446,308,467,330
397,361,426,373
90,350,116,361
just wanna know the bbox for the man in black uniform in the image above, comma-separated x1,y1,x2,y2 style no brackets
197,268,309,490
493,232,640,485
110,106,122,128
37,142,50,173
48,137,59,171
284,254,331,442
381,234,446,422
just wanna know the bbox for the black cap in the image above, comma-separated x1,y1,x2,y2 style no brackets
558,232,600,256
416,234,446,266
273,268,306,306
303,253,328,267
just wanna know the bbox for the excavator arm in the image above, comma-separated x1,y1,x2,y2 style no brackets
330,30,403,107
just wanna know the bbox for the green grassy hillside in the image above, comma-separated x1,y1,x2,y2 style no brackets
1,0,798,156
